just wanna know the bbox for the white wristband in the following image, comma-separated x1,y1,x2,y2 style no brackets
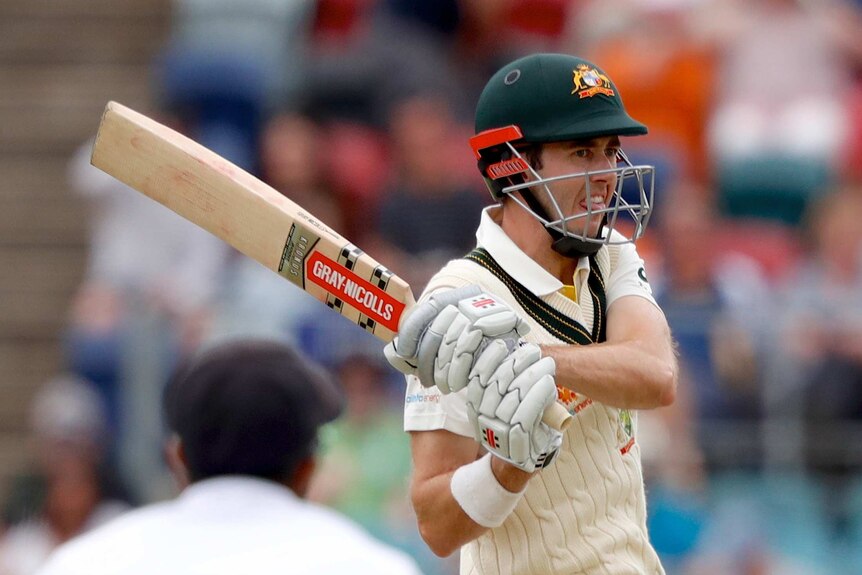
450,454,527,528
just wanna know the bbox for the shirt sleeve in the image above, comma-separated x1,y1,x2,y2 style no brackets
605,241,658,309
399,267,489,439
403,374,474,438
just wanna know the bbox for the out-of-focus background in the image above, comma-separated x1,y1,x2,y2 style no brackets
1,0,861,573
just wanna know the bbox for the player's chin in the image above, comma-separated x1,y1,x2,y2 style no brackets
565,214,604,237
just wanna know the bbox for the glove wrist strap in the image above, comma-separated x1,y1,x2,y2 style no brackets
450,453,526,528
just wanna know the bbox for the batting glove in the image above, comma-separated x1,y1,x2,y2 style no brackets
466,340,562,473
384,286,529,394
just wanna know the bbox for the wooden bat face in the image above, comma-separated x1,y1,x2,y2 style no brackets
91,101,414,342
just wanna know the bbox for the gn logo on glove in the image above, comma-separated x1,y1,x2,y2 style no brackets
484,427,500,449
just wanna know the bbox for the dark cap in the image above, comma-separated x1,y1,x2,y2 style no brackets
163,339,344,482
474,53,647,144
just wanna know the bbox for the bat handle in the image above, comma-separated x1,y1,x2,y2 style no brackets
543,402,573,432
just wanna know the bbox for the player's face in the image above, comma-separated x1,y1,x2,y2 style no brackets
527,137,621,238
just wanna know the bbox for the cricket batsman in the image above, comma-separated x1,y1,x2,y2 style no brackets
385,53,678,574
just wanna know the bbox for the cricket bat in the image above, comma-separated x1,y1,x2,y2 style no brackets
90,101,571,432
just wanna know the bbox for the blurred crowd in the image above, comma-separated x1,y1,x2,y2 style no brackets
3,0,862,574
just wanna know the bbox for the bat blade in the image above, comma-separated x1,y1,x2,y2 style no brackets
92,100,412,342
90,101,571,432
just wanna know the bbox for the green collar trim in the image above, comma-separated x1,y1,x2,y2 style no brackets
464,248,606,345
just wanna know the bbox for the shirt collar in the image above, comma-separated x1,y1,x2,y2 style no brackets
475,206,589,297
180,476,301,509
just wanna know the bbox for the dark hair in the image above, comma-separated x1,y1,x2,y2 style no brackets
163,340,343,483
517,143,544,171
478,143,544,198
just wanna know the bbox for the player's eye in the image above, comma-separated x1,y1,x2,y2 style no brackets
573,149,591,159
605,148,621,160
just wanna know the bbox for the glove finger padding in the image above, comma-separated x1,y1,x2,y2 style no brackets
384,286,533,398
434,293,531,394
508,373,560,465
383,340,417,376
434,314,484,394
458,297,526,338
475,343,540,419
466,343,563,473
415,305,463,390
394,285,483,358
491,356,555,423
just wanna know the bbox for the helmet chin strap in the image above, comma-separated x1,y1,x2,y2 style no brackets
516,188,603,260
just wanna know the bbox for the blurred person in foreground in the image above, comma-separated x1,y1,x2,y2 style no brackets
35,340,423,575
308,353,452,574
384,53,677,574
0,376,131,575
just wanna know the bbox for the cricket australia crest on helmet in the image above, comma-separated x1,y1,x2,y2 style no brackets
572,64,615,99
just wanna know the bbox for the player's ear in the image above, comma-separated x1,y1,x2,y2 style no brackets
165,433,191,490
289,456,318,498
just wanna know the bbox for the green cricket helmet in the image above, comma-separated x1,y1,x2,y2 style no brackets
470,53,655,258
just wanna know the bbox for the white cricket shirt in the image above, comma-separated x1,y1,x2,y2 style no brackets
404,206,665,575
36,476,423,575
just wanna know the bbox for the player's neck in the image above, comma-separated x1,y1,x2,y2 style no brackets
501,204,578,283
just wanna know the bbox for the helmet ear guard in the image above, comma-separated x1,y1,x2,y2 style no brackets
471,125,530,199
477,153,528,198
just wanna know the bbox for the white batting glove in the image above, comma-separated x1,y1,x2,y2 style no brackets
466,341,562,473
384,286,529,394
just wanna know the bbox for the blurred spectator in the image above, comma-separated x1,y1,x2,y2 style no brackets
0,376,131,575
382,0,462,39
652,182,768,470
64,136,229,502
308,355,411,538
260,113,345,232
580,0,717,186
372,94,488,290
157,0,318,173
774,185,862,478
34,340,424,575
306,2,458,127
639,352,709,571
814,0,862,181
206,111,366,350
708,0,852,225
453,1,580,107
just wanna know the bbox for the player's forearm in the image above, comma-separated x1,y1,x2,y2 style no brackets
411,458,531,557
411,471,490,556
542,341,677,409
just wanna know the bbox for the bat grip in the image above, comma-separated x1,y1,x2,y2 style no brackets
542,402,573,432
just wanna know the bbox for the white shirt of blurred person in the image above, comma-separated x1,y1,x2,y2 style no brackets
35,340,424,575
66,137,229,350
0,376,130,575
385,54,676,574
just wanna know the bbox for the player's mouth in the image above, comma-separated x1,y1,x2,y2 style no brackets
579,194,608,212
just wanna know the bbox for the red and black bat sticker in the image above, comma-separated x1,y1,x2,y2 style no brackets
279,223,405,333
